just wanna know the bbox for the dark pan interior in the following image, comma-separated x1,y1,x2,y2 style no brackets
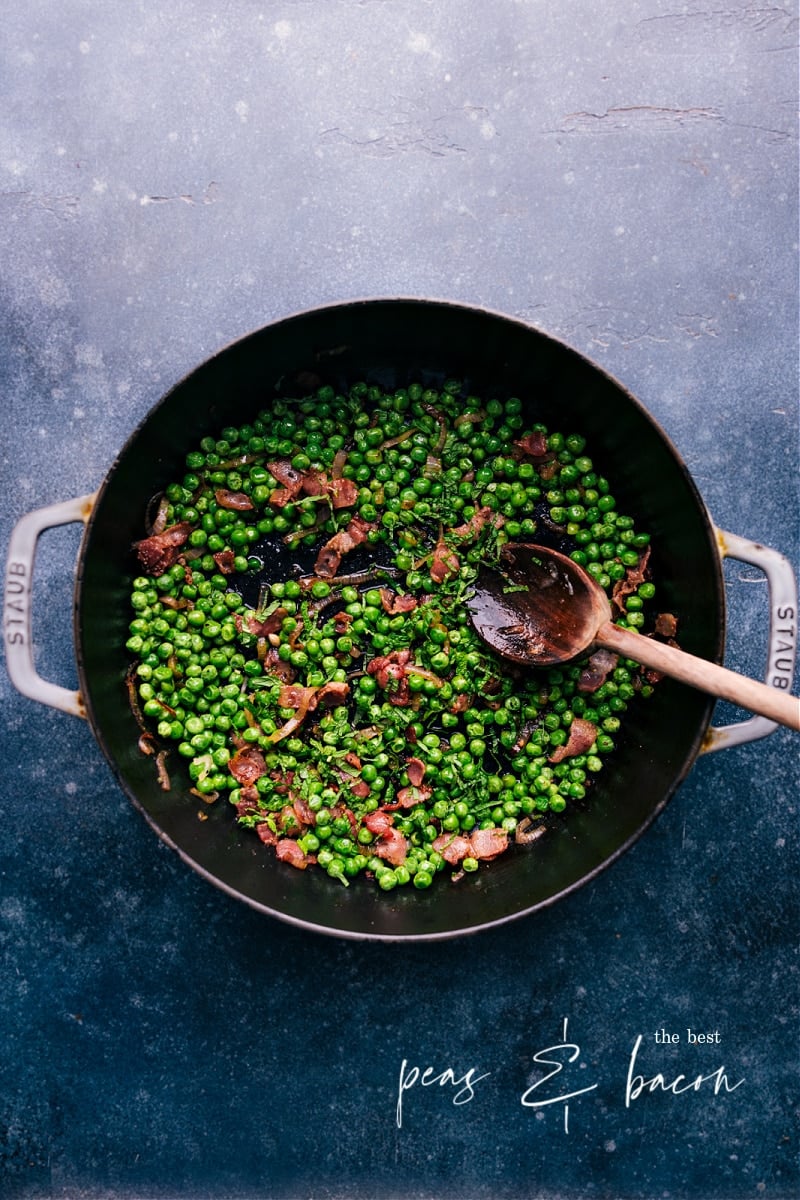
74,299,724,940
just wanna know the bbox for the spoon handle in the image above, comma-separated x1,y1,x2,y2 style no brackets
597,621,800,732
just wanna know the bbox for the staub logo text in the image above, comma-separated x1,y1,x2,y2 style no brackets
4,561,27,646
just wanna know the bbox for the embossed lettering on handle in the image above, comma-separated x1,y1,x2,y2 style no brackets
703,529,799,752
4,494,97,718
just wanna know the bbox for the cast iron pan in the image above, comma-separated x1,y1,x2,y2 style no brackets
66,299,726,939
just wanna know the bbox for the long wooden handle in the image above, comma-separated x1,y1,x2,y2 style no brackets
598,622,800,732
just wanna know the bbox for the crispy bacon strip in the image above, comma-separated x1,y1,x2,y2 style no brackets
302,471,358,509
333,611,353,634
513,431,553,461
379,588,418,615
133,521,193,574
315,516,375,579
214,488,254,511
267,460,305,507
367,649,413,707
406,757,426,787
235,785,261,819
548,718,598,763
432,828,510,864
432,834,472,865
430,540,459,584
239,606,288,638
612,547,652,615
451,506,503,540
213,549,236,574
467,827,510,860
277,680,350,713
316,680,350,707
262,646,296,683
578,649,618,693
655,612,678,638
229,745,267,786
389,783,433,809
275,840,314,869
364,811,408,865
278,684,318,711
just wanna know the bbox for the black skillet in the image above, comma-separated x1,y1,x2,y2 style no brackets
6,299,796,939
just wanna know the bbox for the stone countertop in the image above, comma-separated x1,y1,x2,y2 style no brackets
1,3,797,1198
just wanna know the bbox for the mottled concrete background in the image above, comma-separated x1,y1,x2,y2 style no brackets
1,3,797,1198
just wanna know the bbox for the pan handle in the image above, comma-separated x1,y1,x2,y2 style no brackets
3,493,97,719
702,528,798,753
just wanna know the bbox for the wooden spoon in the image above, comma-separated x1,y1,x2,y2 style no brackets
466,543,800,732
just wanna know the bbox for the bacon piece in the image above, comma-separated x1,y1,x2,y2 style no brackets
513,431,552,461
299,470,326,497
214,488,254,511
299,471,357,509
133,521,193,574
279,805,302,835
367,649,413,707
278,684,318,710
235,784,261,818
256,823,278,846
268,767,294,795
332,611,353,635
655,612,678,638
328,477,358,508
241,606,288,637
349,779,371,800
450,693,470,714
364,810,394,836
380,588,418,615
316,680,350,708
158,595,188,611
406,757,426,787
275,839,312,869
578,649,618,693
277,680,350,715
364,811,407,865
373,827,408,866
433,834,472,865
267,460,305,507
611,547,652,615
451,506,503,540
391,784,432,809
262,646,296,683
430,540,460,584
315,516,375,578
467,827,510,860
213,549,236,574
229,745,267,786
293,795,315,827
548,718,598,763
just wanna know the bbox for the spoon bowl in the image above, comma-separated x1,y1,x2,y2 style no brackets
468,543,800,732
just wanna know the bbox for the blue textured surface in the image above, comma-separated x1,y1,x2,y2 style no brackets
1,3,798,1198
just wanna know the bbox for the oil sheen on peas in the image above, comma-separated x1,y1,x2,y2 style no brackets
126,380,662,892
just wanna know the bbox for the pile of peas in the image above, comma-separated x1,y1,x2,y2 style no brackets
127,380,658,891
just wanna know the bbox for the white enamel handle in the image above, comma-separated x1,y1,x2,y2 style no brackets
3,493,97,719
702,528,799,753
